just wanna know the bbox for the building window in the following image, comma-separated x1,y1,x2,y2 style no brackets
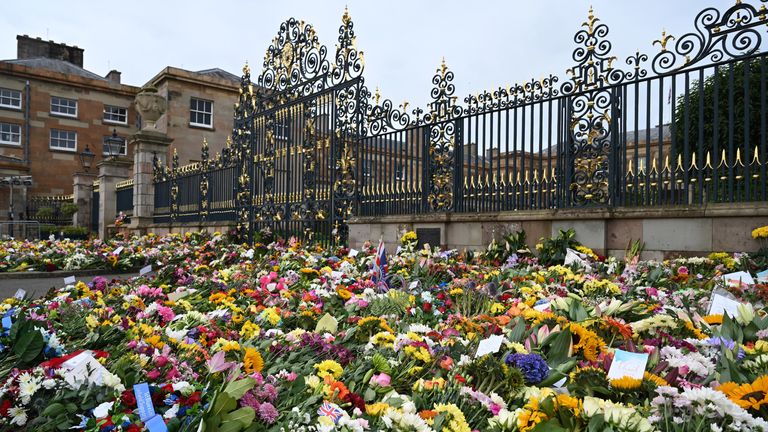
50,96,77,117
395,164,406,181
103,135,127,155
274,117,290,140
0,88,21,110
189,98,213,127
362,160,373,178
103,105,127,124
50,129,77,151
0,123,21,145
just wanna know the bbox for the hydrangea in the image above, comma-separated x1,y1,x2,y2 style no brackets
505,353,549,384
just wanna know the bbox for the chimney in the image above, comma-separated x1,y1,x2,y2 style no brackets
16,35,84,67
105,70,121,84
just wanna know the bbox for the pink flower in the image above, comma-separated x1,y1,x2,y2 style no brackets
156,305,175,322
678,266,689,275
155,356,169,367
369,373,391,387
147,369,161,380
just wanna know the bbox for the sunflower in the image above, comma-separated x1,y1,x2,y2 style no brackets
610,376,642,391
569,323,607,361
718,375,768,412
703,314,724,325
243,348,264,374
643,371,667,387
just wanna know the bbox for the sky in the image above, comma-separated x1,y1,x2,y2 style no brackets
0,0,739,111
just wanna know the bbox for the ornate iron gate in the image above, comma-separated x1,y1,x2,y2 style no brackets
231,12,365,244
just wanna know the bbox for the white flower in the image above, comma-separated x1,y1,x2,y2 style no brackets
42,378,56,389
172,381,194,396
93,401,114,418
102,371,125,392
18,376,40,404
8,406,27,426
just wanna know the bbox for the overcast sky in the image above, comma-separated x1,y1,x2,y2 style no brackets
0,0,738,110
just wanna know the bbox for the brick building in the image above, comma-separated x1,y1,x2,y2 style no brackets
0,35,140,221
0,35,241,224
144,67,240,164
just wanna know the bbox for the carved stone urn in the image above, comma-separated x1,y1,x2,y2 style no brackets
134,86,166,131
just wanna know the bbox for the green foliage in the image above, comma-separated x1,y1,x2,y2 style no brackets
36,206,54,219
537,229,580,266
485,230,529,263
672,58,763,157
60,202,80,218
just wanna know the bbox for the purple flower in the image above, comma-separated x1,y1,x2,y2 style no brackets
258,402,279,424
505,353,549,384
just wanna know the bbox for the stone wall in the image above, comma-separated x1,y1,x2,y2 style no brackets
348,202,768,259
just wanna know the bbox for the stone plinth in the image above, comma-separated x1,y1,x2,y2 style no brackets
129,130,172,229
72,172,96,228
97,158,131,239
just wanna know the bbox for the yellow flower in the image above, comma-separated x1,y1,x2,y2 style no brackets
400,231,417,245
752,226,768,239
718,375,768,412
240,320,261,339
243,348,264,374
366,402,390,416
610,376,642,390
575,245,599,260
449,287,464,295
217,338,241,352
314,360,343,379
433,403,471,432
643,371,667,387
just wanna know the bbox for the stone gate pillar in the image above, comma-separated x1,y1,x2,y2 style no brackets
97,158,131,239
129,131,172,229
72,171,96,228
130,86,170,231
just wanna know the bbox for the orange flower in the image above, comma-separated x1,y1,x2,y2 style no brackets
419,410,437,420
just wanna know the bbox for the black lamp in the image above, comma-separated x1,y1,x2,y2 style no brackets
104,128,123,158
79,144,95,171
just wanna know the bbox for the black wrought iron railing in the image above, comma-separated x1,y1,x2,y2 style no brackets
147,0,768,245
27,194,73,226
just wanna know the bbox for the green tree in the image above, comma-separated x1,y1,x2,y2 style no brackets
673,58,765,161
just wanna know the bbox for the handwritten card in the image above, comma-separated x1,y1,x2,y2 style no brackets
722,271,755,287
63,275,76,285
408,281,419,290
607,349,649,380
533,300,551,312
348,249,359,258
62,351,108,387
13,289,25,300
133,382,156,421
112,246,124,255
140,265,152,276
709,292,741,318
475,334,504,358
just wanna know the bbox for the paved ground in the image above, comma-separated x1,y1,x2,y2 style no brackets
0,273,138,300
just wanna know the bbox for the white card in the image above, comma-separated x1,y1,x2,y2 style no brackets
533,301,551,312
408,281,419,290
709,293,741,318
112,246,124,255
348,249,359,258
607,349,649,380
331,271,344,280
721,271,755,287
64,275,76,285
62,351,107,387
167,290,190,302
13,289,26,299
564,248,587,266
139,265,152,276
475,334,504,358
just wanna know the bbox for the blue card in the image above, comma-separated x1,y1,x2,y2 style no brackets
144,414,168,432
133,382,156,421
1,316,11,330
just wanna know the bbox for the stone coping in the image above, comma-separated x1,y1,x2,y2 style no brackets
0,267,140,280
348,202,768,224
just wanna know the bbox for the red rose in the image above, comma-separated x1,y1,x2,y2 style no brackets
0,399,11,416
422,302,432,312
121,390,136,407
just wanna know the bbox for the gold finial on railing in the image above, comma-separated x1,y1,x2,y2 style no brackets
627,158,634,174
653,29,675,52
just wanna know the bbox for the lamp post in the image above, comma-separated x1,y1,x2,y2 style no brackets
78,144,95,172
104,129,123,159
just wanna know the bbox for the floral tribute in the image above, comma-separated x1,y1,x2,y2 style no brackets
0,229,767,431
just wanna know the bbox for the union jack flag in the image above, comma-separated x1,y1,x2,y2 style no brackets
317,401,343,423
372,238,388,284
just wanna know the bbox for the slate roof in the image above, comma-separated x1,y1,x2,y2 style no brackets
1,57,106,81
196,68,240,82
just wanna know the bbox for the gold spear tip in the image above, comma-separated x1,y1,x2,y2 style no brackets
342,5,351,24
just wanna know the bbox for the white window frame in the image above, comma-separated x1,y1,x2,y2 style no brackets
0,123,21,146
103,105,128,125
102,135,127,156
0,88,22,110
189,97,213,128
49,129,77,152
50,96,78,118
